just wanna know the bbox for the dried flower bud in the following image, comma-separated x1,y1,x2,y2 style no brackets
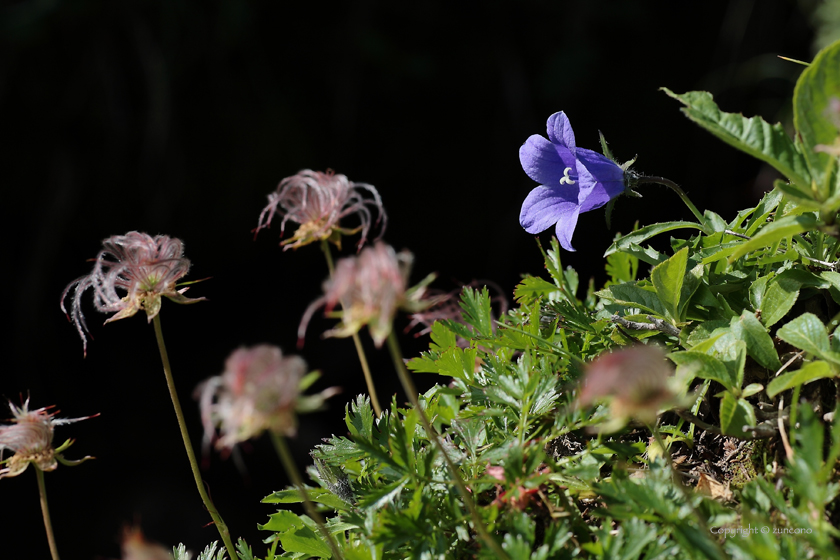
0,400,94,479
196,345,338,451
577,344,675,431
299,242,439,347
254,169,386,251
61,232,205,355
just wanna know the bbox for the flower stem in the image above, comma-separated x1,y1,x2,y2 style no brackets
385,332,509,560
636,176,706,225
269,432,345,560
36,468,60,560
320,240,382,417
152,315,238,560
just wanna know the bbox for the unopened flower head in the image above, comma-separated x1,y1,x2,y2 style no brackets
299,242,438,348
196,345,338,451
254,169,387,251
519,111,627,251
0,400,93,479
61,232,205,355
577,344,675,432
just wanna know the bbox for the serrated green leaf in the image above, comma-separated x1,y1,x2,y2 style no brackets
514,276,560,304
459,287,494,337
728,214,818,262
605,247,638,285
794,38,840,198
662,88,811,189
603,221,704,257
650,247,688,321
766,360,835,398
346,395,375,441
262,487,350,510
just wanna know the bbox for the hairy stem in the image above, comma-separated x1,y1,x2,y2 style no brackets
270,432,345,560
320,240,382,416
386,332,510,560
636,176,706,225
36,468,60,560
152,315,238,559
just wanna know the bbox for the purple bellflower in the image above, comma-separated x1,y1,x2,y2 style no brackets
519,111,626,251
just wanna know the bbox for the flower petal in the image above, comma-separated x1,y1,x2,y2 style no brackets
546,111,576,151
553,205,581,252
519,134,577,186
519,185,579,241
575,148,626,211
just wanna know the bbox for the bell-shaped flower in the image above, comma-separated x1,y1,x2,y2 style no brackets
519,111,626,251
254,169,386,251
0,399,94,479
299,242,438,348
195,345,339,452
61,232,205,355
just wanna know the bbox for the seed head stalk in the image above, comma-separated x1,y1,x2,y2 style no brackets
320,240,382,417
385,332,509,560
269,431,345,560
152,315,237,559
36,468,60,560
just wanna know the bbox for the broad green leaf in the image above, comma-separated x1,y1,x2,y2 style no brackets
669,351,735,390
603,221,704,257
775,179,823,210
794,38,840,198
720,393,757,437
744,187,784,236
650,247,688,321
663,88,811,189
749,273,772,310
766,360,835,398
760,275,801,328
258,510,304,532
729,310,782,371
280,525,332,558
728,214,818,262
776,312,840,365
601,282,667,317
679,263,704,321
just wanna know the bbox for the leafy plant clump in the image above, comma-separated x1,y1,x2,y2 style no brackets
249,39,840,560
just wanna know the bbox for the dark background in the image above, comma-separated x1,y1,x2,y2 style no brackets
0,0,828,557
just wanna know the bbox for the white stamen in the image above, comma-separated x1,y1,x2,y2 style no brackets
559,167,576,185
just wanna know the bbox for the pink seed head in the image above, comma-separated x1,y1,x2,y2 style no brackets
0,400,92,478
577,344,675,428
299,242,437,348
254,169,386,251
61,232,205,355
196,345,337,452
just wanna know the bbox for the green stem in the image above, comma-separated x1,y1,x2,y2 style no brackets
36,468,60,560
320,240,382,416
152,315,238,559
385,332,510,560
636,176,706,226
269,432,344,560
